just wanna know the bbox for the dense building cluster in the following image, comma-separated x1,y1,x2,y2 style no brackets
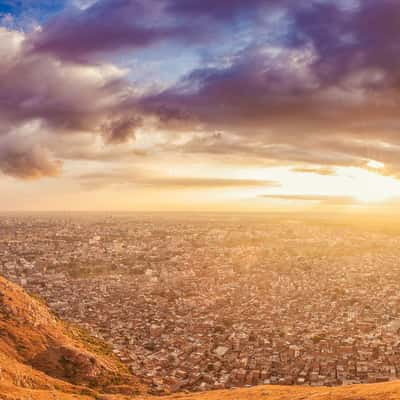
2,213,400,393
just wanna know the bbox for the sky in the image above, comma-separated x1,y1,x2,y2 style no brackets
1,0,400,211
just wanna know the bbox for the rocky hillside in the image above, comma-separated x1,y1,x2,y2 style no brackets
1,275,400,400
0,275,146,398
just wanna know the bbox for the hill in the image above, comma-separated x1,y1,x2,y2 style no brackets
1,275,400,400
0,275,145,399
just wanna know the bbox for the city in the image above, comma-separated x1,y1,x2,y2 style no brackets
2,0,400,399
1,213,400,394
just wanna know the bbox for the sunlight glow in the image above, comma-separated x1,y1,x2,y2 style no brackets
367,160,385,170
232,165,400,207
344,167,398,203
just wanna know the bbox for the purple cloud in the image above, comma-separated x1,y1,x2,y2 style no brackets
0,136,62,179
140,0,400,170
29,0,201,61
0,27,141,178
29,0,294,62
3,0,400,180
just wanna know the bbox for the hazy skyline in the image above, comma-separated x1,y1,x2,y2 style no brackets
1,0,400,211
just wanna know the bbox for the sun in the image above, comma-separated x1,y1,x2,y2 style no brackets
217,163,400,209
354,190,392,204
348,164,400,204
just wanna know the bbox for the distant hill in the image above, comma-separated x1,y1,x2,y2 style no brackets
1,274,400,400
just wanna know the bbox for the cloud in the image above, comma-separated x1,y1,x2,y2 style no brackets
101,116,142,144
260,194,356,205
29,0,199,61
145,177,278,189
28,0,291,62
79,170,279,190
140,0,400,173
0,31,138,139
0,135,62,180
4,0,400,182
0,26,141,178
167,0,286,21
291,166,337,176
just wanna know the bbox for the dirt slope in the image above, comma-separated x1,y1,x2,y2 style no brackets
1,275,400,400
0,276,145,397
163,381,400,400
